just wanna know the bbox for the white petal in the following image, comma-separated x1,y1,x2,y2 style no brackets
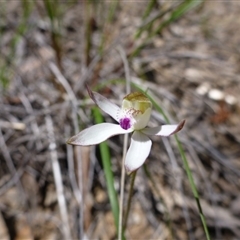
141,120,185,136
67,123,133,146
125,131,152,173
87,87,120,122
134,108,152,130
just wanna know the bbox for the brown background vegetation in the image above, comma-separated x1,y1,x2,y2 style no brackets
1,1,240,239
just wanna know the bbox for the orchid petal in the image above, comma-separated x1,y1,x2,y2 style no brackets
125,131,152,173
141,120,185,137
67,123,133,146
87,87,120,122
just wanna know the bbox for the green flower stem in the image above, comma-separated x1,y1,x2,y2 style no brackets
118,133,128,240
123,170,137,233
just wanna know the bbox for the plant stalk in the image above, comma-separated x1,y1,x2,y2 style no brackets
118,133,128,240
123,170,137,232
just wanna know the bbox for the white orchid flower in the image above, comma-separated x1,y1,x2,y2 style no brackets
67,89,185,173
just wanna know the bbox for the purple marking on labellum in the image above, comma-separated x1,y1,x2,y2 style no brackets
120,117,131,130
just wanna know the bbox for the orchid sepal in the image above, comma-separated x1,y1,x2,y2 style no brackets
87,87,120,122
141,120,185,136
67,123,133,146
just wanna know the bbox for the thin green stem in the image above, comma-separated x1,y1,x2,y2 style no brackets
118,46,131,240
118,133,128,240
123,170,137,232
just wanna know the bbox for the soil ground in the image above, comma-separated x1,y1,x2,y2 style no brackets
1,1,240,240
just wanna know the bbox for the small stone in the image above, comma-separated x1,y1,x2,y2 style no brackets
184,68,204,83
196,82,211,95
208,89,225,101
225,94,237,105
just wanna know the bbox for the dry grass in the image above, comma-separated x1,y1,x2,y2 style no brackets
1,1,240,239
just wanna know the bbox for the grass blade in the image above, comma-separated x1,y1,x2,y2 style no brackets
92,107,120,233
132,0,203,58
